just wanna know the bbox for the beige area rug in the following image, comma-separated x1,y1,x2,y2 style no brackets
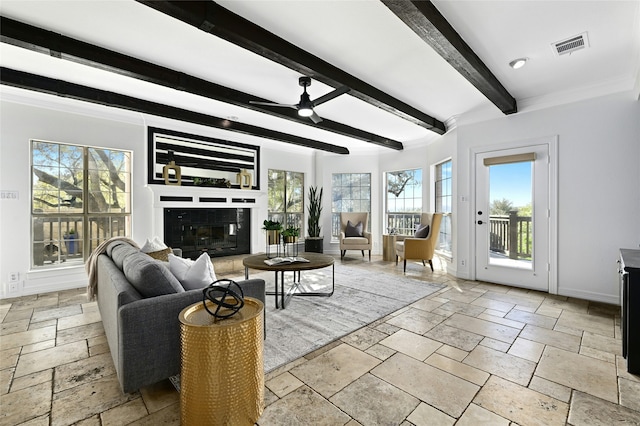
236,261,446,372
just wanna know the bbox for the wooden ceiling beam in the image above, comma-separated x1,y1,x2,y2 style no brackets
0,67,350,155
136,0,447,134
0,16,398,151
382,0,517,114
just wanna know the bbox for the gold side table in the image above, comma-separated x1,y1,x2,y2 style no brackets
382,234,397,261
179,297,264,426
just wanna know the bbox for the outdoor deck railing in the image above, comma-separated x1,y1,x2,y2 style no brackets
489,211,532,259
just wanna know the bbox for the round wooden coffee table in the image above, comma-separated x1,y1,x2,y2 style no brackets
243,252,335,309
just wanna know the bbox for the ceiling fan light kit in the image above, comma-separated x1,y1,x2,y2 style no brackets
250,76,349,124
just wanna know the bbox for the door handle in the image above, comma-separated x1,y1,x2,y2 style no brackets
477,220,483,225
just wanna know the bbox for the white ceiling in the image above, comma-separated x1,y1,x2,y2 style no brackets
1,0,639,153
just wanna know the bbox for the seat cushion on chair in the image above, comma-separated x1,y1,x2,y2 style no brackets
345,220,363,237
343,236,369,245
414,224,430,238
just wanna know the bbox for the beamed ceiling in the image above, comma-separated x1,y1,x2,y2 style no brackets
1,1,639,154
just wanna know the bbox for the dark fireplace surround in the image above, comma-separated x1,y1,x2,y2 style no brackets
164,208,250,260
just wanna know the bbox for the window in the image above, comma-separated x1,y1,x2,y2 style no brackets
434,159,452,254
267,169,304,233
31,140,132,268
385,168,422,235
331,173,371,238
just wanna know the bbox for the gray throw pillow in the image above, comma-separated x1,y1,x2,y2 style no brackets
345,220,364,237
414,224,430,238
123,252,184,298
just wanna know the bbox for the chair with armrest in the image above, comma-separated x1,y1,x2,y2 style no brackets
339,212,372,260
395,212,442,272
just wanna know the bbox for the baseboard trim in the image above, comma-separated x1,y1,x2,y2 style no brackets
557,287,619,305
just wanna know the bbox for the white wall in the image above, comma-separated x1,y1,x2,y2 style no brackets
453,92,640,303
2,87,638,303
0,90,313,297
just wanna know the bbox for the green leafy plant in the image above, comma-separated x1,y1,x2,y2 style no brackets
262,219,282,231
307,186,323,238
281,226,300,238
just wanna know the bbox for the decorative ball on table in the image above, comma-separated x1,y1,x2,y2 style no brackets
202,279,245,319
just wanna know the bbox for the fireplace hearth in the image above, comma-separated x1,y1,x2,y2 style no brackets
164,208,250,259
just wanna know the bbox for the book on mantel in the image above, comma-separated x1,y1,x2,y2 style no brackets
263,256,310,266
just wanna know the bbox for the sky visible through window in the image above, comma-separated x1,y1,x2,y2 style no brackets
489,161,532,208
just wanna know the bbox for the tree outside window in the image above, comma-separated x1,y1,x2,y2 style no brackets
331,173,371,238
434,160,452,254
267,169,304,233
385,169,422,235
31,141,132,268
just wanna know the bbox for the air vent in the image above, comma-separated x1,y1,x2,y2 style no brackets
552,32,589,56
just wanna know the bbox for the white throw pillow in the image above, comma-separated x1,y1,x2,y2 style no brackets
140,236,168,253
168,252,217,290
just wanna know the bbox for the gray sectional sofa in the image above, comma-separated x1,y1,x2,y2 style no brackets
96,240,266,393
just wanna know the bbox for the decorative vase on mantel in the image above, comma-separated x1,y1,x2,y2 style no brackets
236,168,252,190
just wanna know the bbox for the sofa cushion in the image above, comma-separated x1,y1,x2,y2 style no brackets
123,252,184,298
108,242,139,270
168,252,217,290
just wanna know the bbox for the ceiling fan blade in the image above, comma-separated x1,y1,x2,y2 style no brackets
312,86,350,107
309,111,323,124
249,100,297,108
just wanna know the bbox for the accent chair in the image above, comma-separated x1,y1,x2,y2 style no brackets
395,212,442,272
339,212,372,260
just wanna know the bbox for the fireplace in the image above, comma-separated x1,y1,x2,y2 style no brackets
164,208,251,259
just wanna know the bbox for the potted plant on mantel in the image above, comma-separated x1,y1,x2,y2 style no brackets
304,186,324,253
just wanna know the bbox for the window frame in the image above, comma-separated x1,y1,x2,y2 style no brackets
331,172,371,240
30,140,132,269
433,159,452,256
384,168,423,236
267,169,304,235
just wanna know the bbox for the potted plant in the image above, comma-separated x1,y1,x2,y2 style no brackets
305,186,324,253
281,226,300,244
262,219,282,246
64,228,78,255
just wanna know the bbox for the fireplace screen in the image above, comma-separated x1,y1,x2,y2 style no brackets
164,208,250,259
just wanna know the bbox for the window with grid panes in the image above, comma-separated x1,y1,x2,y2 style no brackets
434,160,452,254
331,173,371,239
267,169,304,234
31,140,132,268
385,169,422,235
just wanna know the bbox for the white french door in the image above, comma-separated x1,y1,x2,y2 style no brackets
474,144,551,291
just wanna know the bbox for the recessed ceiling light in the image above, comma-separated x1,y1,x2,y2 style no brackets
509,57,529,69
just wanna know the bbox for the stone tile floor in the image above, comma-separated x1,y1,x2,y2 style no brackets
1,255,640,425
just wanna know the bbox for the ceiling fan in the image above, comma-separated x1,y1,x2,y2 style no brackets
250,76,349,124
